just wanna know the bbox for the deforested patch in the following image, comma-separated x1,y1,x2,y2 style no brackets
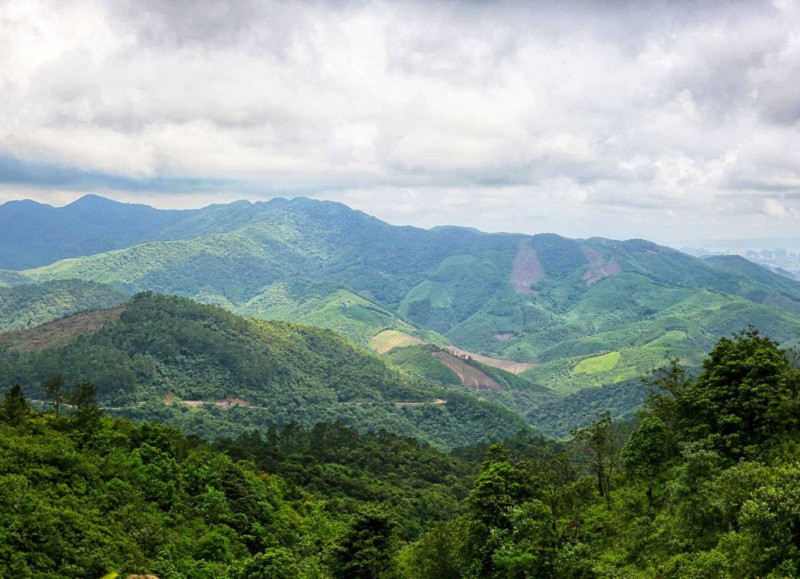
582,246,621,287
510,237,545,293
432,350,502,391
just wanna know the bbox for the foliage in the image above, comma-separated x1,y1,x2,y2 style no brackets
0,279,127,333
13,195,800,396
1,330,800,576
0,293,530,449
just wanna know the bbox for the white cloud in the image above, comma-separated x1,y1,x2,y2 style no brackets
0,0,799,241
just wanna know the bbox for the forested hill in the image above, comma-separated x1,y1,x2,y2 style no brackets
6,195,800,394
1,329,800,577
0,279,128,333
0,293,528,448
0,195,198,269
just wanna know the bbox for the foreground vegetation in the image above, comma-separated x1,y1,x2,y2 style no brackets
1,328,799,576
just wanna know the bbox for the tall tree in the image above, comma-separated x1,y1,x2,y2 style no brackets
329,506,397,579
0,383,28,426
42,374,64,415
571,412,622,508
621,416,674,506
681,329,794,457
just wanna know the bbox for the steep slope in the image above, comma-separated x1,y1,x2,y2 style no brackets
0,293,529,447
0,280,127,333
379,343,557,423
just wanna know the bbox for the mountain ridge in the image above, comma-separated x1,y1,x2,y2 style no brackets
4,195,800,395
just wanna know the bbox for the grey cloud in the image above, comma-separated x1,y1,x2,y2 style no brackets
2,0,800,240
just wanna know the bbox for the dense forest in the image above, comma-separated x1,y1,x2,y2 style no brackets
0,293,530,448
2,328,799,577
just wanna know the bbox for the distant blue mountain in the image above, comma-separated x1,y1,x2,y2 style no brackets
0,194,199,269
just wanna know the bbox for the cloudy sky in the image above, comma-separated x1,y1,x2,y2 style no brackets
1,0,799,242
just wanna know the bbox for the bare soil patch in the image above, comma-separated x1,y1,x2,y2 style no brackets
432,351,501,391
370,329,424,354
510,237,545,293
0,305,128,352
447,346,534,374
581,246,621,286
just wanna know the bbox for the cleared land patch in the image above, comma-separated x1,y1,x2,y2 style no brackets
448,346,535,374
0,305,127,352
510,237,545,293
432,351,501,391
573,351,621,374
582,246,621,287
370,329,425,354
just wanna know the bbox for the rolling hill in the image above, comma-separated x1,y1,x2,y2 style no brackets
0,279,127,333
0,293,529,447
6,195,800,395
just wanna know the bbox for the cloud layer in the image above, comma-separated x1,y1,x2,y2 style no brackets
1,0,799,241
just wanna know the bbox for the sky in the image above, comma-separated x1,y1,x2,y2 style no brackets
1,0,800,243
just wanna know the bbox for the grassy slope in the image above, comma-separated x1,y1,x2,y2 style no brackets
0,293,529,448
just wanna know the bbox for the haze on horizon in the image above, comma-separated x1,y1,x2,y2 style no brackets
1,0,799,244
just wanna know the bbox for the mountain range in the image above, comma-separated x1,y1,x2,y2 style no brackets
1,194,799,436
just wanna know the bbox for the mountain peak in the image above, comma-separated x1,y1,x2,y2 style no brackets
65,194,126,209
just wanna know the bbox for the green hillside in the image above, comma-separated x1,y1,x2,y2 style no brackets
0,293,528,448
15,196,800,395
0,405,482,577
0,195,200,270
0,280,128,333
234,279,430,348
0,270,28,287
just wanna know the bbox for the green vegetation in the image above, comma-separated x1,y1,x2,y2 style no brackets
3,329,799,576
573,351,621,374
0,195,196,269
0,280,127,333
13,196,800,395
0,401,478,577
0,293,529,448
237,280,423,348
527,379,649,438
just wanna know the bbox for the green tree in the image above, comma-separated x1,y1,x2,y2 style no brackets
0,383,28,426
461,445,549,577
67,381,102,431
571,412,622,508
681,329,794,457
329,506,397,578
42,374,64,415
621,416,674,505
